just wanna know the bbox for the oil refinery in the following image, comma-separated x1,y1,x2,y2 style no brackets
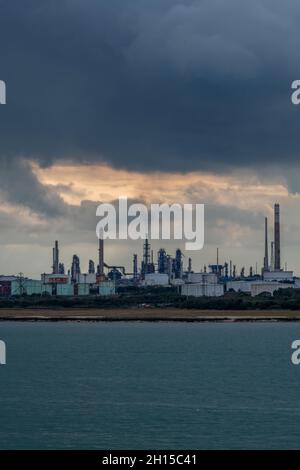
0,203,297,299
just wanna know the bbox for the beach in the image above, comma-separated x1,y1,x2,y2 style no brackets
0,308,300,321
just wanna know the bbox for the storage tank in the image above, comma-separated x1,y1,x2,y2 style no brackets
24,280,42,295
181,283,224,297
98,281,115,296
78,283,90,296
11,280,22,296
41,284,53,295
11,279,42,296
56,283,74,296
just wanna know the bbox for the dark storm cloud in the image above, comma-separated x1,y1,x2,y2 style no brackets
0,158,68,216
0,0,300,175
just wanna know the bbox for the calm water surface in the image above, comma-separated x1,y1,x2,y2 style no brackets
0,321,299,449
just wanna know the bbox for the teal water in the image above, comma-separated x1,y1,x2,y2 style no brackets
0,321,299,449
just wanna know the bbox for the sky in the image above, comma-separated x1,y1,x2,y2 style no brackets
1,0,300,277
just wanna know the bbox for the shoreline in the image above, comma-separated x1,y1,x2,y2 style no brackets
1,308,300,322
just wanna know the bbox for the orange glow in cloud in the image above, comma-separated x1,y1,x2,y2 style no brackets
32,162,288,213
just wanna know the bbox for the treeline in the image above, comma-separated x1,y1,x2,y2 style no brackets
0,286,300,309
0,286,181,309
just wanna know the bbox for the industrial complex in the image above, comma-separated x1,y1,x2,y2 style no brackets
0,203,297,299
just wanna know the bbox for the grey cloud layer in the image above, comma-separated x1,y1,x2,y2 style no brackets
0,0,300,176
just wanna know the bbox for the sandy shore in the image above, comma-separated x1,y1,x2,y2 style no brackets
0,308,300,321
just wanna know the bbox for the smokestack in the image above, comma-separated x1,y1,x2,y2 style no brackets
88,260,95,274
59,262,65,274
98,238,104,276
142,238,150,277
133,254,138,280
52,240,59,274
270,241,274,271
274,203,281,271
263,217,269,271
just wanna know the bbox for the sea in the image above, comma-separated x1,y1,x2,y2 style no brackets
0,320,300,449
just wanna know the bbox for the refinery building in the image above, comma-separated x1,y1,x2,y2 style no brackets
0,202,298,299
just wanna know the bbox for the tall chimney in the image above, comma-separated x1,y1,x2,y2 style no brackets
270,241,274,271
98,238,104,276
52,240,59,274
263,217,269,271
274,203,281,271
133,254,138,280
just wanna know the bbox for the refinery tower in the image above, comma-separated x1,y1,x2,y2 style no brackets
263,203,281,273
274,203,280,271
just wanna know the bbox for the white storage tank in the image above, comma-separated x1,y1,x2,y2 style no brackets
226,281,252,293
98,281,115,296
78,283,90,296
181,283,224,297
56,284,74,296
251,281,294,297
